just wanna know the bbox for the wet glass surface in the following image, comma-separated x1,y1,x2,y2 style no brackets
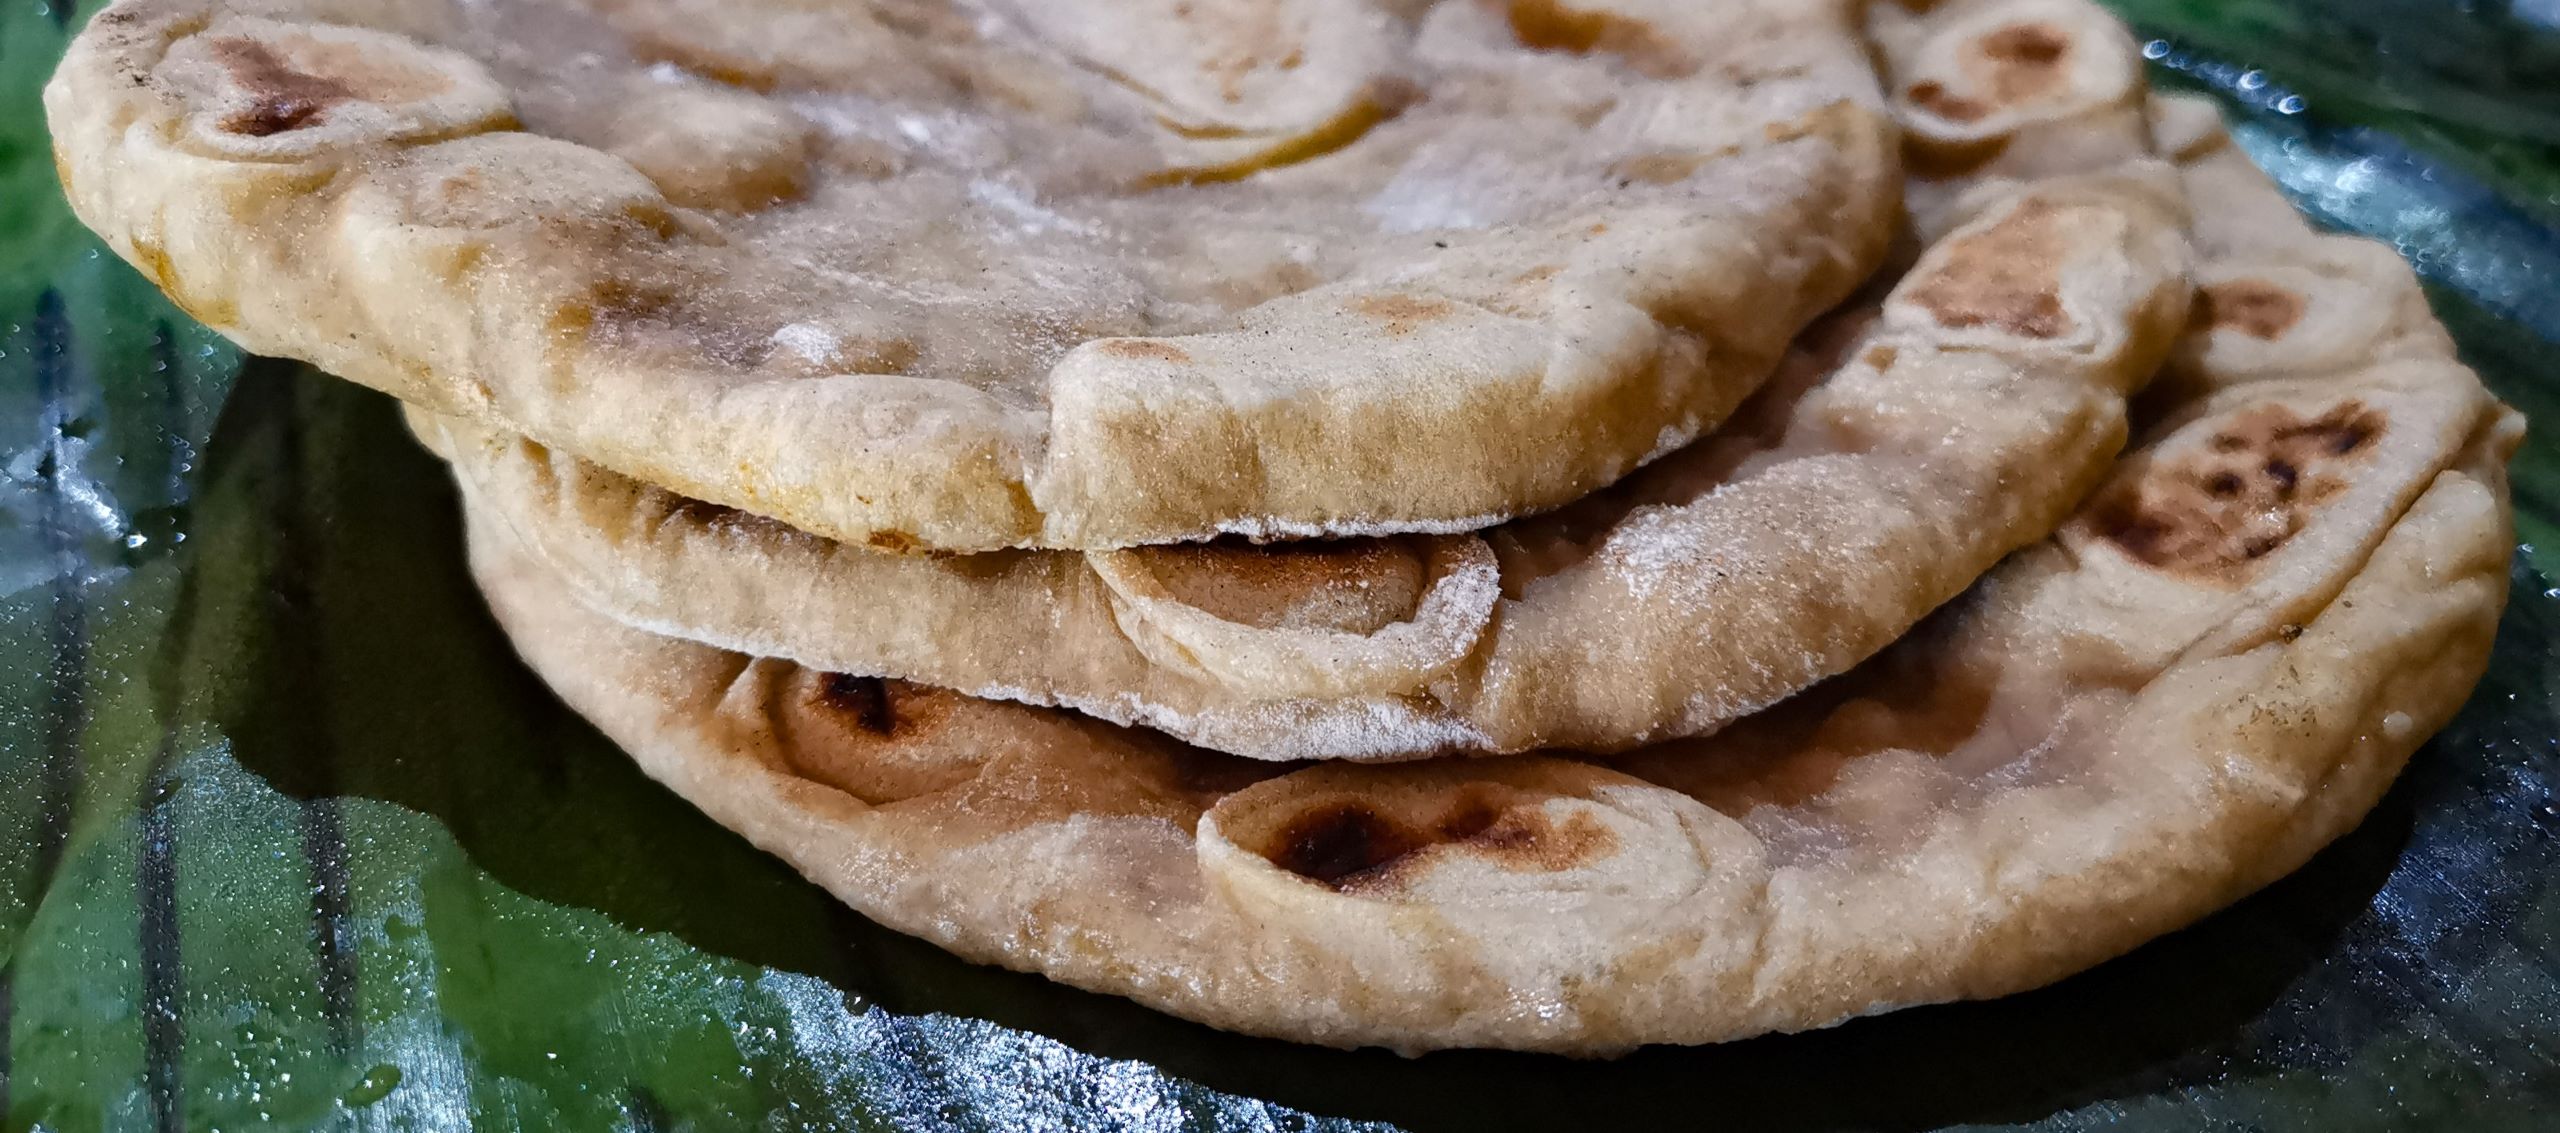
2,1,2557,1129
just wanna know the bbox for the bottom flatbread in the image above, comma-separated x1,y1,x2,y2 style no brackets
467,316,2515,1052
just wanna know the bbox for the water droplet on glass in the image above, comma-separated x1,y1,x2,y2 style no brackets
344,1064,402,1106
2276,95,2308,115
124,533,148,548
2141,39,2171,60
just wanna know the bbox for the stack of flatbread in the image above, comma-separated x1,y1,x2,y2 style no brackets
49,0,2522,1055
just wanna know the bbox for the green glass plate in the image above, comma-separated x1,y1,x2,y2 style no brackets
5,3,2558,1129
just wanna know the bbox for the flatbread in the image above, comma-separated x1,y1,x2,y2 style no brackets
465,101,2520,1053
422,0,2191,760
47,0,1901,552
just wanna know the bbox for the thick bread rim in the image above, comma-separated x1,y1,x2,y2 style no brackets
1088,536,1502,701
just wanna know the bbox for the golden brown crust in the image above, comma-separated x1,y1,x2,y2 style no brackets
2092,400,2388,578
1900,197,2076,336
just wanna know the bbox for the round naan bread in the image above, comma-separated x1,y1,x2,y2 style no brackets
463,98,2520,1054
422,0,2192,760
47,0,1901,552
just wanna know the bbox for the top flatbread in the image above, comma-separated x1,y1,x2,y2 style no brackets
47,0,1899,552
422,0,2188,761
466,93,2520,1054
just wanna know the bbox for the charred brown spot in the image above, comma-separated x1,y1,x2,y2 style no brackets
2093,401,2388,578
1263,791,1620,891
1097,339,1194,364
1351,293,1456,335
207,34,454,137
1268,803,1425,886
1906,79,1991,124
1506,0,1607,53
1908,23,2074,125
211,38,355,136
866,529,916,553
226,96,328,137
2198,278,2307,340
1862,345,1900,371
779,677,969,804
1506,0,1697,78
1985,24,2070,67
1975,23,2075,104
1443,800,1618,872
1433,795,1503,842
818,673,899,736
2273,408,2380,456
1904,200,2074,338
2324,423,2373,453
